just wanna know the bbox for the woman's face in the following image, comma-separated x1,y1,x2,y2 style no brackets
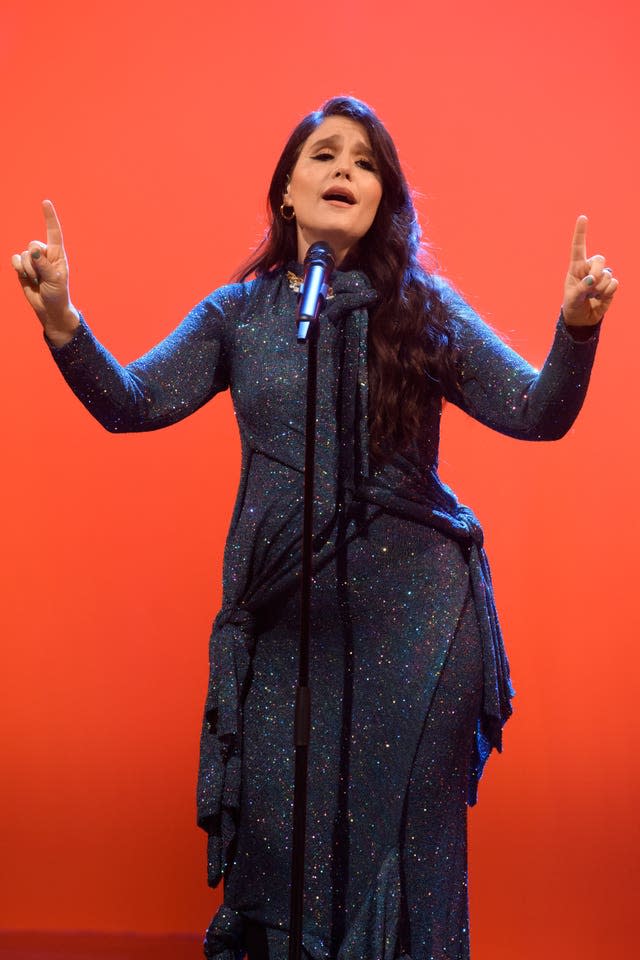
283,116,383,266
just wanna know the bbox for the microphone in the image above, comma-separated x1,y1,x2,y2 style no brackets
296,242,335,342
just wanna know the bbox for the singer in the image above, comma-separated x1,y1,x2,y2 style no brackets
12,96,617,960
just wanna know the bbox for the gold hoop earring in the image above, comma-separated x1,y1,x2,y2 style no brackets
280,203,295,221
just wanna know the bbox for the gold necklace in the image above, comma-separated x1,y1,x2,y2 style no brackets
286,270,334,299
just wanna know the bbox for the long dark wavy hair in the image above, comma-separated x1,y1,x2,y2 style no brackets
235,96,461,462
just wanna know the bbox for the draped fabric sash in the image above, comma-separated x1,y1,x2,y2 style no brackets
354,474,516,805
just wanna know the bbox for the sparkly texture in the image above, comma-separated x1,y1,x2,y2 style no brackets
47,269,601,960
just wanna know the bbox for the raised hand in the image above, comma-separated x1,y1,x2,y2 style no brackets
563,215,618,327
11,199,79,340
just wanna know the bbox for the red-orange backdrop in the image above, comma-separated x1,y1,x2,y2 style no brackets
2,1,639,956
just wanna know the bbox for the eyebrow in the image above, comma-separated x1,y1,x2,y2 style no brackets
307,134,374,157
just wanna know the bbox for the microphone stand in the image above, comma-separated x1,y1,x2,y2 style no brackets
288,249,332,960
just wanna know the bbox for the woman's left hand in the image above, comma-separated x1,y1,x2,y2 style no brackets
562,215,618,326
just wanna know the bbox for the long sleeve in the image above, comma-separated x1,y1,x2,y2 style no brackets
440,283,602,440
45,284,244,432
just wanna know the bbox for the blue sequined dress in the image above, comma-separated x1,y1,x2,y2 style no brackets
46,267,601,960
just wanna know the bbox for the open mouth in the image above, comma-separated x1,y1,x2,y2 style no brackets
322,189,356,205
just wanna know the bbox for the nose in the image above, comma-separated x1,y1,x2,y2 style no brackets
333,157,352,180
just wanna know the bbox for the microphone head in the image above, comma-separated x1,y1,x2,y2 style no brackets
304,241,335,270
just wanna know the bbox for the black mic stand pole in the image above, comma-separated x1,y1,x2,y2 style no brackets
288,246,333,960
288,315,316,960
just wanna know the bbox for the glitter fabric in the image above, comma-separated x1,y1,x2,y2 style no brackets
46,267,601,960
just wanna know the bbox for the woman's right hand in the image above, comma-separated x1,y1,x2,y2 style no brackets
11,199,80,345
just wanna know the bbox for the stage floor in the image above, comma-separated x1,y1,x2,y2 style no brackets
0,932,202,960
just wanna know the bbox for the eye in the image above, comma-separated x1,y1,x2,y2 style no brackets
312,152,334,161
356,158,377,172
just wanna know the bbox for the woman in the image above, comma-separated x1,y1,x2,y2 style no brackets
12,97,617,960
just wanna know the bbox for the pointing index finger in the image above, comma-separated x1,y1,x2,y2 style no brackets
570,214,588,265
42,198,64,249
